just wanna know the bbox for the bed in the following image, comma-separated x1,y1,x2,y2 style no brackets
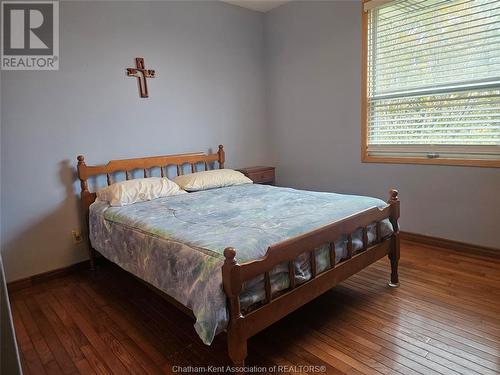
77,145,400,372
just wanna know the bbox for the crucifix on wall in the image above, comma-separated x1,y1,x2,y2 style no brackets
126,57,156,98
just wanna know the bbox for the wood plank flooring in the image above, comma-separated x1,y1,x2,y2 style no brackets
9,241,500,374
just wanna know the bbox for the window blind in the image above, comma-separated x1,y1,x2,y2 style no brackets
366,0,500,161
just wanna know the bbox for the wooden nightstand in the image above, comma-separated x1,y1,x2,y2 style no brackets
237,166,275,185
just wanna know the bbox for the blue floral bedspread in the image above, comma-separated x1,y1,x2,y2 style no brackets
89,184,393,345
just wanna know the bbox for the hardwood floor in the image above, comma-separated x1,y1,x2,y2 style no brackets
9,241,500,375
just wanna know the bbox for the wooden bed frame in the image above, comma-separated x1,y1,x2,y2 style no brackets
77,145,400,373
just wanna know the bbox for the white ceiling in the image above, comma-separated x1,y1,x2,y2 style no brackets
221,0,292,13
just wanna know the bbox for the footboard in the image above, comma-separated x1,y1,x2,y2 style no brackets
222,189,400,368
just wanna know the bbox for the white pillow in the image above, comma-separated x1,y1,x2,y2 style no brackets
173,169,252,192
96,177,186,206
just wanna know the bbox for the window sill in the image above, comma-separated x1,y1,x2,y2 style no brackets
361,155,500,168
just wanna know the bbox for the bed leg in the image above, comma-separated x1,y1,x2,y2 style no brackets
227,329,247,374
388,233,400,288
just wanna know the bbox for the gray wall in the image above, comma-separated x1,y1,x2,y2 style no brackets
265,1,500,249
1,1,269,281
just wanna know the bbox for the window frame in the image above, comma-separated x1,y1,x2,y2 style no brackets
361,0,500,168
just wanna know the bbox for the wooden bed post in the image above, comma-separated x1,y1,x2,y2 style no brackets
218,145,225,169
222,247,247,373
388,189,400,288
77,155,96,270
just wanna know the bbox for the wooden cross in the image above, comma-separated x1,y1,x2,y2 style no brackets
126,57,156,98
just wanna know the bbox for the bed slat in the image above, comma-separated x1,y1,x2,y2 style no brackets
362,227,368,251
176,165,181,176
106,174,111,186
347,234,353,259
310,250,317,278
329,242,336,268
204,161,208,171
160,167,165,178
264,272,272,304
125,171,130,180
191,163,196,173
288,261,296,289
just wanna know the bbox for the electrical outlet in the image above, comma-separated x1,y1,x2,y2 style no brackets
72,229,83,244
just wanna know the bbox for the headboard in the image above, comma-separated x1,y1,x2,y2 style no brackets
77,144,225,216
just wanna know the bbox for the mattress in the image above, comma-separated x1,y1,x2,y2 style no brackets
89,183,393,345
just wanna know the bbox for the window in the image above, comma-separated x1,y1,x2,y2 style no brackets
362,0,500,167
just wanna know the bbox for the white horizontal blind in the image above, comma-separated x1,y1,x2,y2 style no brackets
367,0,500,160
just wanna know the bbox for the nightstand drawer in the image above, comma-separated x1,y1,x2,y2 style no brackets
247,169,274,183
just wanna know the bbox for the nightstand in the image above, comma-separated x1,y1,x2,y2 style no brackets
237,166,275,185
